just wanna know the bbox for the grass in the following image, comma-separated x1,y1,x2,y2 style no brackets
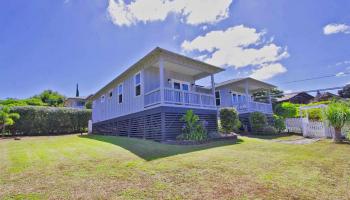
1,134,350,199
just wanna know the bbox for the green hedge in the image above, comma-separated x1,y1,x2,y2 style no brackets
10,106,91,135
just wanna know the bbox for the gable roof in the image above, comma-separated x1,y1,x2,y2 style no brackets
214,77,276,90
92,47,224,100
276,92,314,102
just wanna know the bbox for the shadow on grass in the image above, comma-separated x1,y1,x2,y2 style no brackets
80,134,243,161
240,133,302,140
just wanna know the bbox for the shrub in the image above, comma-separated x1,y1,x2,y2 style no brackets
324,101,350,143
178,110,208,141
219,108,241,134
273,115,286,133
262,126,278,135
250,112,267,134
274,102,298,118
9,106,91,135
0,106,20,136
307,108,323,121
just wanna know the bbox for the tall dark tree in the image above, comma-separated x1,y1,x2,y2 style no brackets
76,83,80,97
338,84,350,98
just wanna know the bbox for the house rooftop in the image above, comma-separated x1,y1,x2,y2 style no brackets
211,77,276,91
92,47,224,100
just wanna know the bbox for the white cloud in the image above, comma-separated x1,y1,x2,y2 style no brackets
107,0,233,26
336,72,345,77
323,23,350,35
250,63,287,81
336,60,350,66
181,25,289,80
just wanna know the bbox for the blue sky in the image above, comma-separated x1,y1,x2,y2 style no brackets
0,0,349,99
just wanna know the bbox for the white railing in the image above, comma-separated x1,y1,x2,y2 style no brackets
233,101,273,114
144,87,215,108
144,88,161,107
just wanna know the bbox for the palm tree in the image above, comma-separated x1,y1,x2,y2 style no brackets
324,101,350,143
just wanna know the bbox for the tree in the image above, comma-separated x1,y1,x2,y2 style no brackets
85,100,92,109
0,106,20,136
324,101,350,143
338,84,350,98
253,88,284,103
33,90,66,107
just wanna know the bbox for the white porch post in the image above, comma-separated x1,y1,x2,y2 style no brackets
211,74,215,106
141,68,145,107
159,57,165,104
245,80,250,112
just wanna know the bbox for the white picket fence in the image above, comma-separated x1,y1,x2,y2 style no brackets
285,118,349,138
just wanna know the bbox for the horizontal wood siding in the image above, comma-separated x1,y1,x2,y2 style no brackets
92,106,218,142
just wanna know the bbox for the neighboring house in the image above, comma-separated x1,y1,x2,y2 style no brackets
64,96,91,109
277,92,314,104
214,77,276,131
91,47,224,141
312,91,340,102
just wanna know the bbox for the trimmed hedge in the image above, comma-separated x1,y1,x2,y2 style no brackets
10,106,91,135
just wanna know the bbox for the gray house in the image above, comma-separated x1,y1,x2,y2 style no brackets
91,47,277,140
214,78,276,131
91,47,223,141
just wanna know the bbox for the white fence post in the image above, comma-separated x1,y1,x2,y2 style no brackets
88,120,92,134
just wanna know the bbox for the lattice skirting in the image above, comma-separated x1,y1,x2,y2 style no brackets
92,106,218,141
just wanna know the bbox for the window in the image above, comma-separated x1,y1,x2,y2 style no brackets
215,91,221,106
172,80,190,91
173,82,181,90
232,93,237,104
118,84,123,103
101,95,105,103
134,72,141,96
109,90,113,98
182,83,189,91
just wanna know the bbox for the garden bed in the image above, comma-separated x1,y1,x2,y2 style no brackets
162,134,238,145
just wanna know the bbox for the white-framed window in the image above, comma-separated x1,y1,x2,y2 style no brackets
134,72,141,96
118,84,123,103
172,80,190,91
92,100,96,109
109,90,113,98
231,92,247,104
215,91,221,106
101,95,105,103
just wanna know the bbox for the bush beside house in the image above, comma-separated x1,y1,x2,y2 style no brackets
219,108,241,134
177,110,208,141
250,112,277,135
9,106,91,135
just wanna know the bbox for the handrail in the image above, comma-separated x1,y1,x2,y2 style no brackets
144,88,161,96
144,87,215,107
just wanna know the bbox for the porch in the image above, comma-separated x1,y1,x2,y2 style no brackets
233,100,273,114
144,87,215,108
142,51,223,110
215,77,275,114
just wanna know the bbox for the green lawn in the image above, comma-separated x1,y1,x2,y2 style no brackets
1,134,350,200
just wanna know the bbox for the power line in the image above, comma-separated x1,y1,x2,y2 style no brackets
279,72,350,85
